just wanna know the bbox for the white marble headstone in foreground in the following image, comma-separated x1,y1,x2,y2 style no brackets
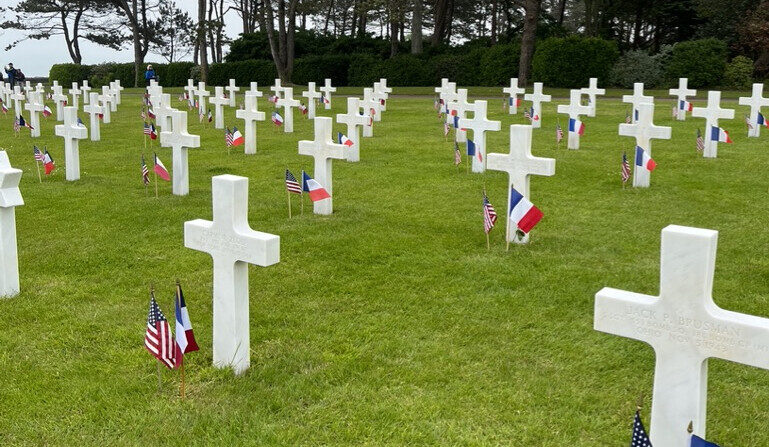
184,175,280,375
0,152,23,298
595,225,769,447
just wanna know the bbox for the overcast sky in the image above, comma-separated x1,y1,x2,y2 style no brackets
0,0,242,76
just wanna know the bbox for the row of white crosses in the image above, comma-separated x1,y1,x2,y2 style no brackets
595,224,769,447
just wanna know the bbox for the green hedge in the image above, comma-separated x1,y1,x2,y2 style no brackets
48,64,92,87
208,60,277,87
49,62,196,88
665,39,728,88
293,55,351,86
532,36,619,88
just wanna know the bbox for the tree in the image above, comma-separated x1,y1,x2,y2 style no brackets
411,0,423,53
431,0,454,45
151,1,195,62
230,0,259,33
198,0,209,81
519,0,541,85
0,0,123,64
108,0,163,87
207,0,229,63
256,0,300,82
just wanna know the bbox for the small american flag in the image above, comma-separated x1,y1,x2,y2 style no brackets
556,122,564,143
672,104,677,119
444,122,450,136
144,292,177,370
208,110,213,123
625,109,632,124
225,128,233,147
140,110,146,120
696,128,705,152
141,155,150,185
34,146,45,162
524,107,531,121
454,142,461,165
13,116,20,133
143,122,151,136
434,98,440,111
285,169,302,194
629,411,652,447
621,152,630,184
745,114,754,130
483,193,497,234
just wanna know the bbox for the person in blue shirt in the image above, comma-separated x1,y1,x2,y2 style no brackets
5,63,17,88
144,64,156,87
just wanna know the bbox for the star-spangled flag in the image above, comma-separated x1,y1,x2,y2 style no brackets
42,106,52,117
34,146,45,162
154,153,170,181
483,192,497,234
745,114,754,130
337,132,353,147
621,152,630,184
454,142,461,165
556,122,564,143
22,115,33,129
629,411,652,447
13,117,20,133
143,122,151,136
696,128,705,152
444,122,450,136
285,169,302,194
299,103,308,115
141,154,150,185
43,150,55,174
301,170,330,201
625,109,632,124
173,283,199,365
144,292,177,370
225,127,233,147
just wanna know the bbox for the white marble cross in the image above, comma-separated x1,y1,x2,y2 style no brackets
376,78,392,111
184,79,197,103
195,82,210,116
302,82,321,119
248,82,263,98
0,151,24,298
622,83,652,124
81,80,91,104
336,97,369,162
23,81,33,98
160,109,200,196
446,88,474,143
104,85,118,112
434,78,457,104
209,86,229,129
503,78,526,115
69,82,81,110
487,125,555,244
692,91,734,158
184,174,280,375
225,79,239,107
270,78,284,100
298,117,346,215
54,106,88,181
462,100,501,173
11,87,25,117
595,224,769,447
524,82,551,129
155,93,176,131
557,89,592,150
319,78,336,109
738,83,769,138
669,78,696,122
619,102,671,188
111,80,124,105
83,92,103,141
580,77,605,117
360,89,380,137
276,87,301,133
99,88,113,123
363,87,383,122
147,83,163,111
372,81,389,113
23,92,44,138
235,91,265,155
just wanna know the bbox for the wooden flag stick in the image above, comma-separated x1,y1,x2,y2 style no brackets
486,232,490,251
180,360,186,400
154,168,158,199
34,155,42,183
287,189,292,219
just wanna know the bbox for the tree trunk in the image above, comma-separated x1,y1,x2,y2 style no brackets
556,0,566,26
432,0,448,45
390,19,398,56
518,0,540,86
490,0,497,44
198,0,208,82
411,0,422,53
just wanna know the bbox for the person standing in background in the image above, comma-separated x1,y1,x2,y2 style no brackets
5,63,17,88
144,64,156,87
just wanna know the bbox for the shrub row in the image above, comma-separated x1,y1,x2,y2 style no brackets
49,38,748,89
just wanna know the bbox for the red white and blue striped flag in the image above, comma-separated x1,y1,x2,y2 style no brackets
174,283,199,365
483,192,497,234
285,169,302,194
621,152,630,184
144,292,176,370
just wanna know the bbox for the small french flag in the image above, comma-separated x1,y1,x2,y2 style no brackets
568,118,585,135
466,139,475,157
709,126,732,143
154,153,170,181
302,171,330,202
337,132,353,147
509,187,543,234
679,100,693,112
231,127,244,146
635,146,656,171
42,106,52,117
758,112,769,128
453,115,460,128
272,111,284,126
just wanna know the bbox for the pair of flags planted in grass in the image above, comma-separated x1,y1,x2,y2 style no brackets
143,122,158,140
621,146,656,184
285,169,330,202
482,189,543,236
14,115,34,133
141,153,170,184
631,411,720,447
225,127,244,147
33,146,55,174
144,284,199,370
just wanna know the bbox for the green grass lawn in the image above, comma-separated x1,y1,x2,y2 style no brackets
1,86,768,446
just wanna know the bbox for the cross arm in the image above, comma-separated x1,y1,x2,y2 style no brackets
594,287,660,347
